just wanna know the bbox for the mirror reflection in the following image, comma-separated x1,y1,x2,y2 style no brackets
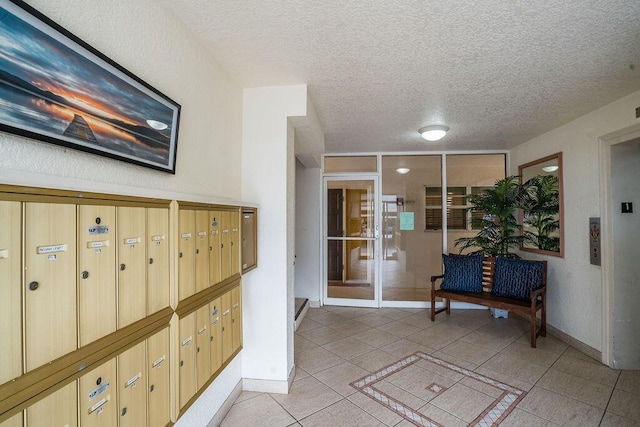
519,152,564,257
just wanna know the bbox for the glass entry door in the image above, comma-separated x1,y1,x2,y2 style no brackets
324,177,378,307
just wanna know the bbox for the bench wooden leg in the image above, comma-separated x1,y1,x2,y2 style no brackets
530,304,537,348
430,294,436,321
445,297,450,315
541,297,547,337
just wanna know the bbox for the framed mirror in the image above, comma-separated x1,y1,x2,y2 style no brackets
519,152,564,257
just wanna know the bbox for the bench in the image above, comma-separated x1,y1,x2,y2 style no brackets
430,256,547,348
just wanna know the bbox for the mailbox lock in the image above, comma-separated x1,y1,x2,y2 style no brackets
95,217,101,225
81,271,89,279
179,252,183,258
119,263,126,271
179,361,184,367
210,336,213,342
149,384,155,393
28,281,39,291
196,347,200,353
196,249,199,254
121,407,127,417
96,377,102,385
148,258,154,265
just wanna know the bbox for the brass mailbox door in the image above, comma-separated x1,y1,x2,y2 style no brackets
24,202,77,371
78,205,116,346
0,411,23,427
195,305,211,389
230,210,240,276
195,211,210,293
0,201,21,383
147,208,169,315
147,328,170,427
221,291,233,361
208,298,223,375
117,207,147,328
178,210,195,301
27,381,77,427
80,358,117,426
118,341,147,427
178,313,196,409
231,285,242,352
220,211,231,281
208,211,221,286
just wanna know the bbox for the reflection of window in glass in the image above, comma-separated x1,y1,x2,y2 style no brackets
425,186,493,230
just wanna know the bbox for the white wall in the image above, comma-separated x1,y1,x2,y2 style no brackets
1,1,244,425
510,88,640,352
241,85,308,391
611,139,640,369
294,163,322,304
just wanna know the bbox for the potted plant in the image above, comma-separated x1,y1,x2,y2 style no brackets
454,176,526,258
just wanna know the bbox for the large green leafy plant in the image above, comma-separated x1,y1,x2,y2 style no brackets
454,176,526,258
521,175,560,252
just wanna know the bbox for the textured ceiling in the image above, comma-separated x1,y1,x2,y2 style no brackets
162,0,640,153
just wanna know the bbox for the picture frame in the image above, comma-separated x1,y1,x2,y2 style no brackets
0,0,181,173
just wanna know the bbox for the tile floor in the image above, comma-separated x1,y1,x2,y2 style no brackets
221,306,640,426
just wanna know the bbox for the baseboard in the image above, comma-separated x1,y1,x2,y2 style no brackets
294,301,309,331
309,300,320,308
208,380,243,427
546,322,602,362
243,375,291,394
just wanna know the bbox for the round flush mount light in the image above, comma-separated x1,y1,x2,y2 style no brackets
146,119,168,131
419,125,449,141
542,165,559,172
396,168,410,174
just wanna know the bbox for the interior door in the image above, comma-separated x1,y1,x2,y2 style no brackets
324,177,378,307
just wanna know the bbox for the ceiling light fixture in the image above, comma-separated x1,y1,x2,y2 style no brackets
419,125,449,141
396,168,410,174
542,165,559,172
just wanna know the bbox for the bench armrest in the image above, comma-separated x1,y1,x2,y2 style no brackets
430,274,444,290
530,285,546,301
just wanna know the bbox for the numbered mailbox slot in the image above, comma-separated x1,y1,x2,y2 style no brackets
178,210,195,301
117,207,147,328
24,202,77,371
195,305,211,390
178,313,196,408
231,285,243,353
0,201,22,383
195,211,210,293
147,208,170,315
146,328,170,427
221,291,233,361
118,341,146,427
80,358,117,426
208,298,223,375
27,381,77,427
78,205,116,346
230,210,240,276
208,211,221,286
220,211,231,281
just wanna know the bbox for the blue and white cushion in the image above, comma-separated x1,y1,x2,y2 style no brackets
491,257,544,301
440,254,484,293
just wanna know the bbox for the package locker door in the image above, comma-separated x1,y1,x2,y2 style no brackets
220,291,233,361
195,305,211,390
178,313,196,409
26,381,77,427
0,411,22,427
195,211,210,293
118,341,146,427
231,285,243,352
208,211,221,286
79,359,117,427
78,205,116,346
147,328,170,427
230,211,240,276
220,211,231,281
0,201,21,383
178,210,195,301
24,202,77,371
117,207,147,327
147,208,170,314
208,298,223,375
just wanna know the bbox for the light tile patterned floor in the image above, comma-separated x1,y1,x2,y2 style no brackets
221,307,640,426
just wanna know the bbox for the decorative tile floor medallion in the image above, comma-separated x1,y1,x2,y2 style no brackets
350,352,526,427
426,383,446,395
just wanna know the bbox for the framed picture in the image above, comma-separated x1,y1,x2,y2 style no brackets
0,0,181,173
